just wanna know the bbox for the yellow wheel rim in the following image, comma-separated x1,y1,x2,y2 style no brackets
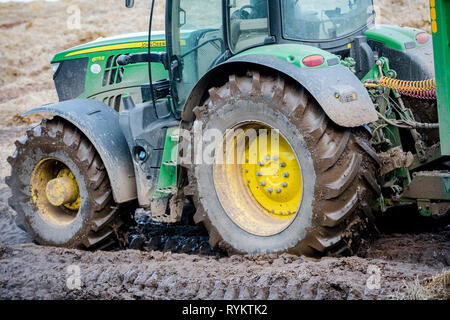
30,158,81,226
213,122,303,237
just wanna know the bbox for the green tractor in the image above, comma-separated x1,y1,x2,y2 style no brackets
6,0,449,255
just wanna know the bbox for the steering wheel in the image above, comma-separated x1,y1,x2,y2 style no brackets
236,5,257,19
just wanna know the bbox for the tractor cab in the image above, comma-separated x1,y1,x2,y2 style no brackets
164,0,375,110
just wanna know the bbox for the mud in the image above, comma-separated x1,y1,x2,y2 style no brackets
0,230,447,300
0,0,448,300
126,209,217,256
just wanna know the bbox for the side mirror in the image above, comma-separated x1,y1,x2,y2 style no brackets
125,0,134,8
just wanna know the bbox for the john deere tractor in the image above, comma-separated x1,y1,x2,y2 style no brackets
6,0,449,255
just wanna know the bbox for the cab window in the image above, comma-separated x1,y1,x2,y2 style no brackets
282,0,374,41
228,0,269,52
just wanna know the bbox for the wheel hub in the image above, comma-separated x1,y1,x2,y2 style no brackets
242,131,302,217
45,168,80,210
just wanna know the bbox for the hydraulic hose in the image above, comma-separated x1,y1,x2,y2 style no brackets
378,76,437,100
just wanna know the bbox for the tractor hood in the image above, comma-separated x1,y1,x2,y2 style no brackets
52,31,166,62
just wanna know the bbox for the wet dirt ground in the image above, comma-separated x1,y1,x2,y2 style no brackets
0,125,448,299
0,0,448,300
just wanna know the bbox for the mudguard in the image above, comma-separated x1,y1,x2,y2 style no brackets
182,54,378,127
23,98,137,203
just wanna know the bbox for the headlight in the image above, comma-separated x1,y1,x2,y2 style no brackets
51,62,60,75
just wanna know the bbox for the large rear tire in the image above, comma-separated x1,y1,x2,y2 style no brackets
187,71,380,256
6,118,136,249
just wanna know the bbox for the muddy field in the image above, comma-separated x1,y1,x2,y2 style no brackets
0,0,449,300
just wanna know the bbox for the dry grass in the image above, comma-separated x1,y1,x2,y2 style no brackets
394,269,450,300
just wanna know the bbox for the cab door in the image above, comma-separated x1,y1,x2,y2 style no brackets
165,0,226,113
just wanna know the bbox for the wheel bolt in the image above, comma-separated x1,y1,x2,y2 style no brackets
245,169,249,173
281,182,288,188
264,155,270,161
245,159,249,163
271,209,275,213
259,181,266,186
273,155,279,161
275,188,281,193
280,162,286,167
279,211,283,215
247,180,251,183
283,172,289,178
258,161,264,166
266,187,273,193
256,171,263,176
288,211,291,214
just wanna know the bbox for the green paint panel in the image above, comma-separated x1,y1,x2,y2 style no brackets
233,44,339,68
365,24,428,51
431,0,450,155
153,127,179,199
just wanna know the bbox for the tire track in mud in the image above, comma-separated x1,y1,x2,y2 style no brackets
0,241,445,300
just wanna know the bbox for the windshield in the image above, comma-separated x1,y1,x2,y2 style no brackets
282,0,375,41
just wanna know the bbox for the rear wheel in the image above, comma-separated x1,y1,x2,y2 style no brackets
6,118,135,249
187,72,379,256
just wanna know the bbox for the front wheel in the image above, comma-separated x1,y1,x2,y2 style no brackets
6,118,135,249
187,72,379,256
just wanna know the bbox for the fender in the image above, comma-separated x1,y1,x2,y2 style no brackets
365,25,435,81
23,98,137,203
182,54,378,127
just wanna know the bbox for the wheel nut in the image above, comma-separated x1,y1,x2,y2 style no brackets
275,188,281,193
265,155,270,161
281,182,288,188
280,162,286,167
283,172,289,178
259,181,266,186
266,187,273,193
245,169,249,173
256,171,263,176
258,161,264,166
247,180,251,183
273,155,279,161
